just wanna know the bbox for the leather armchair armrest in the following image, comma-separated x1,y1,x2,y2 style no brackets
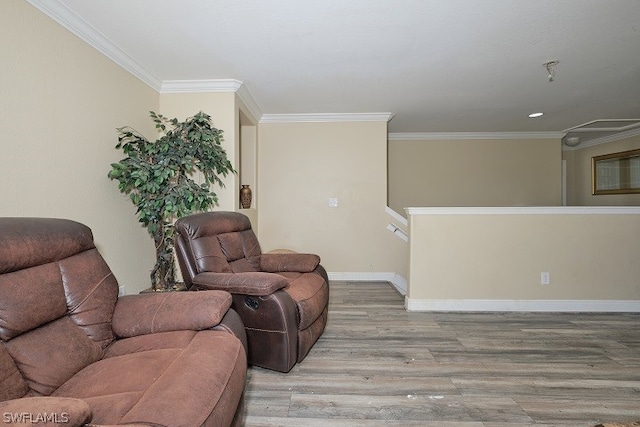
192,271,288,296
260,253,320,273
112,290,232,338
0,397,91,427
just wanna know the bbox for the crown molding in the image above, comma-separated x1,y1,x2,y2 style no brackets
160,79,263,122
31,0,630,144
27,0,266,120
260,113,395,124
235,83,263,125
563,126,640,151
160,79,242,93
563,119,640,133
26,0,162,91
388,131,563,141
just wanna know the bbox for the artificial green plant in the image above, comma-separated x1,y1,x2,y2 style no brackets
108,111,235,291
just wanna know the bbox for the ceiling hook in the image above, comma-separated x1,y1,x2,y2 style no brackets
543,60,559,82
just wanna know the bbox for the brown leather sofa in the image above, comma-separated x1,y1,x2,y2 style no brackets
0,218,247,427
174,211,329,373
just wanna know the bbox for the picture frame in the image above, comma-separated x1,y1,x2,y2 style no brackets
592,148,640,195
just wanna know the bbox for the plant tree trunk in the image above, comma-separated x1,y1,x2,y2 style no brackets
151,229,175,291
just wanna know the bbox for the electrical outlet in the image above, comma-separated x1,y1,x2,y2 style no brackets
118,285,126,296
540,272,550,285
328,198,338,207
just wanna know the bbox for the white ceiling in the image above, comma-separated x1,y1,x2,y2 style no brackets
28,0,640,135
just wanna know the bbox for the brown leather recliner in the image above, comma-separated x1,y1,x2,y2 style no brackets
0,218,247,427
174,211,329,373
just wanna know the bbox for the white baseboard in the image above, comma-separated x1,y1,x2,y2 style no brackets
326,275,640,312
328,272,407,296
405,298,640,312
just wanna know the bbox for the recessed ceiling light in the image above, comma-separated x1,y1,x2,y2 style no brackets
529,112,544,118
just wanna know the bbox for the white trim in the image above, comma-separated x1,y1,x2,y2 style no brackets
561,159,567,206
388,132,563,141
385,206,409,242
260,113,395,124
563,119,640,133
161,79,263,123
384,206,408,226
405,298,640,312
236,83,263,125
390,274,407,295
386,223,409,242
26,0,162,91
160,79,243,93
26,0,266,120
563,126,640,151
404,206,640,216
328,272,407,295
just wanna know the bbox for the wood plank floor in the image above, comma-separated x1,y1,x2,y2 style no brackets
242,281,640,426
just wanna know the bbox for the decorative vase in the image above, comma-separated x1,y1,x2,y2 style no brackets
240,185,252,209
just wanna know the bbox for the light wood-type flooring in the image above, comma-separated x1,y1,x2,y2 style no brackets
242,281,640,426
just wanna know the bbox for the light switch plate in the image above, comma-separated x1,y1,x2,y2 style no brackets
541,272,550,285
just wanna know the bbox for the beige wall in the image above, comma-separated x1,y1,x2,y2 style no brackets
389,138,562,212
158,92,241,211
238,106,259,231
564,134,640,206
1,0,160,294
258,121,407,277
406,207,640,310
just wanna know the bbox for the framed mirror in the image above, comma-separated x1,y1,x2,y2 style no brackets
592,148,640,195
